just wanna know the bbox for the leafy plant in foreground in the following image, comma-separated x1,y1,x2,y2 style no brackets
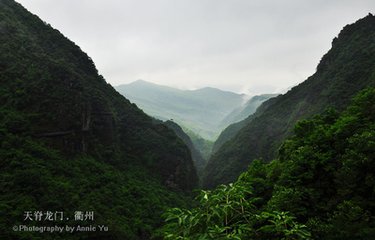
160,181,310,239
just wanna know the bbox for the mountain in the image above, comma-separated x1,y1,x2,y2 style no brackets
160,87,375,239
182,128,213,161
203,14,375,189
164,120,206,178
0,0,197,239
115,80,247,140
213,94,278,153
219,94,279,129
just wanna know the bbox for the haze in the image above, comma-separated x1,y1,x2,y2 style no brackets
16,0,374,94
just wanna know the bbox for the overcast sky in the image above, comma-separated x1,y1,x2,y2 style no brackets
17,0,374,94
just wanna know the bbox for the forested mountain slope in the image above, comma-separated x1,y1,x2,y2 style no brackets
203,14,375,188
213,94,279,153
0,0,197,239
218,94,278,130
162,87,375,239
164,120,206,178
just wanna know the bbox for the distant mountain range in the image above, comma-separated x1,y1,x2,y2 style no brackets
116,80,275,140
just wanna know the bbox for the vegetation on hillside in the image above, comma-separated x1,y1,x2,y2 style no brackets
161,87,375,239
0,129,191,239
203,14,375,188
1,1,374,239
0,0,197,239
164,120,207,179
183,128,213,163
218,94,279,133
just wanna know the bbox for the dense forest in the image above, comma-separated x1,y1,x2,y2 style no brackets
1,0,375,239
161,87,375,239
0,0,197,239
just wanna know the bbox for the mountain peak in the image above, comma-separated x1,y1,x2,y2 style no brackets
133,79,148,83
127,79,156,86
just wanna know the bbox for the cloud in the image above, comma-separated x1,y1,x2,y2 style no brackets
16,0,375,94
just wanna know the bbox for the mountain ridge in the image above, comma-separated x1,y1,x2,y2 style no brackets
0,1,197,238
116,80,248,140
203,13,375,188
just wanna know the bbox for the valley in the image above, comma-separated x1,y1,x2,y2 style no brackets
1,1,374,239
116,80,275,141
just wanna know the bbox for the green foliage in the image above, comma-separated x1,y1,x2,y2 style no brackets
162,88,375,239
214,94,279,153
161,166,311,240
272,88,375,239
0,1,198,239
1,0,198,191
164,121,207,180
0,132,192,240
204,14,375,188
160,181,310,239
255,211,311,240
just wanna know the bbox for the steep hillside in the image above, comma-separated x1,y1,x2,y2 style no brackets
115,80,247,140
183,128,214,161
164,121,206,178
213,94,279,153
203,14,375,188
0,0,197,239
219,94,278,130
162,87,375,239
